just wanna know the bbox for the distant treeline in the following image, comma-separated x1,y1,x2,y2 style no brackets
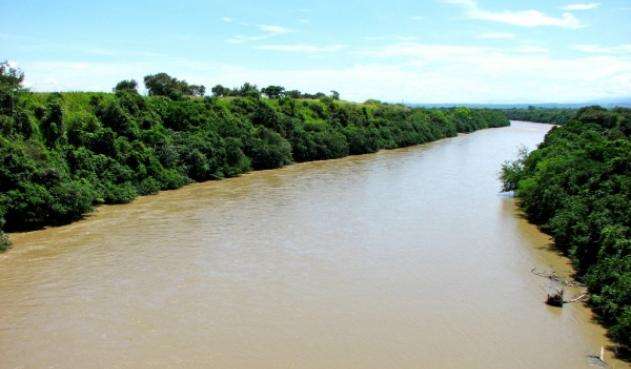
135,72,341,100
0,63,509,248
211,82,340,100
503,107,577,125
502,106,631,355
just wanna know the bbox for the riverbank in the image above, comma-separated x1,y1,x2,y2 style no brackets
4,127,500,247
502,107,631,358
502,107,576,125
0,74,508,241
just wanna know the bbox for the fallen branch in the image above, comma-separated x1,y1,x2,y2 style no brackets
530,267,584,287
587,347,609,368
564,293,589,304
531,267,560,280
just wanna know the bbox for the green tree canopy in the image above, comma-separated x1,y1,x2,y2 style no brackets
262,85,285,99
144,73,205,99
113,79,138,93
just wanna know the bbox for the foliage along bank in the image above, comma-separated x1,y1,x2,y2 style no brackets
502,107,577,125
502,106,631,355
0,63,509,248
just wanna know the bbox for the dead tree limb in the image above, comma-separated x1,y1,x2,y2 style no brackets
530,267,584,287
531,267,561,281
563,293,589,304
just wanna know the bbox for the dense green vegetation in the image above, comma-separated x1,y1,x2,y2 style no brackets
503,107,577,125
502,107,631,355
0,62,508,247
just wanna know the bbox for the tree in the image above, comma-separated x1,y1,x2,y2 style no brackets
144,73,177,97
286,90,302,99
239,82,260,98
211,84,229,97
0,61,25,117
113,79,138,93
41,99,65,147
0,61,24,90
330,90,340,100
143,73,205,99
188,84,205,97
262,85,285,99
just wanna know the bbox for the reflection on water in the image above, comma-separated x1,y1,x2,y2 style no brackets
1,121,628,369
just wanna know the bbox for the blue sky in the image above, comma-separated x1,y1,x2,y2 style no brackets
1,0,630,103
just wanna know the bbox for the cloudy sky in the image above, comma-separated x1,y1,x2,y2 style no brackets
1,0,630,103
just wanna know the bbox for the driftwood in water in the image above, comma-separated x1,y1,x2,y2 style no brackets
531,267,561,281
531,268,589,306
530,268,584,287
587,347,609,368
546,290,589,307
546,288,564,307
564,293,589,304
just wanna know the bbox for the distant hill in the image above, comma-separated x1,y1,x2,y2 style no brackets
408,97,631,109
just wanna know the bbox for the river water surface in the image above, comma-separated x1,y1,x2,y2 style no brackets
1,121,628,369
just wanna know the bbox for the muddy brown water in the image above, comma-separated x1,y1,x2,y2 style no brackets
1,121,628,369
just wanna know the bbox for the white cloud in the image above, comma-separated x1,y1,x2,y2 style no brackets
396,35,420,42
477,32,516,40
226,24,292,44
364,36,387,41
256,44,346,53
572,44,631,54
362,35,419,42
84,47,164,58
258,24,292,36
410,16,425,21
561,3,600,11
513,45,549,54
442,0,583,28
20,61,153,91
226,35,260,44
16,41,631,103
85,48,117,56
354,42,631,102
362,43,491,59
221,17,233,23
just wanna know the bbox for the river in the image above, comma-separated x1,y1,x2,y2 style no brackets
1,121,628,369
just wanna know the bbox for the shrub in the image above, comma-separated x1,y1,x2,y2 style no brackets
0,230,9,251
137,177,161,195
245,127,292,169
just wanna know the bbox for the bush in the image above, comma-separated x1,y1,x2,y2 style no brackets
49,179,96,224
0,230,9,251
156,169,189,190
137,177,161,195
4,182,54,230
103,182,137,204
245,127,292,169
